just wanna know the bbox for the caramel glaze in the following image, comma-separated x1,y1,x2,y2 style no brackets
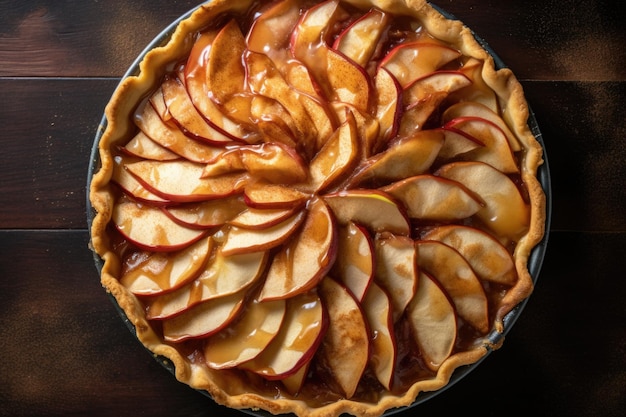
105,0,534,407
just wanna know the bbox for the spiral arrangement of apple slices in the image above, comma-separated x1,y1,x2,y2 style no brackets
109,0,532,402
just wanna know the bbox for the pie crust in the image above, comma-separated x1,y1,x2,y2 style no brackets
89,1,547,416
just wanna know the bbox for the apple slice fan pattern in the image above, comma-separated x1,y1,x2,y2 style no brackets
88,0,548,416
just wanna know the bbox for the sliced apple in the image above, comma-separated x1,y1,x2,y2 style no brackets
259,198,337,301
380,41,461,88
243,183,309,210
122,131,179,161
206,20,247,106
113,201,206,252
308,112,359,193
317,276,370,399
436,161,529,241
361,281,396,391
416,240,489,333
332,221,374,302
203,298,286,369
403,71,471,106
397,92,445,136
289,0,345,62
221,211,305,255
323,190,410,236
245,51,318,150
374,234,418,322
448,57,498,112
443,117,519,173
120,236,212,296
347,129,444,187
439,126,484,160
299,92,337,153
137,94,226,163
146,249,268,319
422,224,517,285
202,143,308,184
381,175,482,221
161,75,234,146
331,102,379,160
406,271,457,371
373,67,403,147
281,362,311,396
164,196,247,229
325,47,372,112
111,156,169,204
246,0,301,59
332,8,389,67
284,60,323,99
229,207,298,230
442,101,522,152
184,30,255,143
125,160,248,202
161,289,246,342
241,290,327,379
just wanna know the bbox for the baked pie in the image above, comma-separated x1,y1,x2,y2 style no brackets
88,0,546,416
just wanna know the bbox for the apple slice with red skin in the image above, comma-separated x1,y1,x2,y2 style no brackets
184,30,255,143
422,224,517,285
324,47,372,113
402,70,472,106
448,58,498,113
246,0,301,59
161,75,235,146
361,281,397,391
164,196,247,229
138,94,227,163
284,60,323,100
243,183,308,210
241,290,327,380
308,111,359,193
122,131,179,161
373,67,403,148
443,116,519,173
113,201,206,252
406,271,457,371
347,129,444,187
289,0,346,63
397,92,445,136
438,126,484,160
332,8,390,67
161,289,246,343
332,221,374,302
146,249,268,319
207,20,247,106
203,298,286,369
323,190,410,236
374,233,418,322
259,198,337,301
381,174,482,221
317,276,370,399
442,101,522,152
380,41,462,88
121,236,212,296
125,160,248,203
281,362,311,396
331,102,380,160
111,155,169,205
229,207,298,230
245,51,318,151
436,161,529,241
416,240,489,333
221,211,305,255
202,143,308,184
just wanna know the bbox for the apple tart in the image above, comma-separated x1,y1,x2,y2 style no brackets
88,0,546,416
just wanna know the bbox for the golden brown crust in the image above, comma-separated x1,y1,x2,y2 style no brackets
89,1,546,416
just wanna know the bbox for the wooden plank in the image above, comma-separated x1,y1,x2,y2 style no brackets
0,229,623,416
1,0,624,80
0,78,119,229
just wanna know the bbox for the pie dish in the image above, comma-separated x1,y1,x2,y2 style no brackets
88,1,548,416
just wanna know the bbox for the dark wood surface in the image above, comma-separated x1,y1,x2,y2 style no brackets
1,1,624,416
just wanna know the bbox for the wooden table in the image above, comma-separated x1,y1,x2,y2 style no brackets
1,1,624,416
